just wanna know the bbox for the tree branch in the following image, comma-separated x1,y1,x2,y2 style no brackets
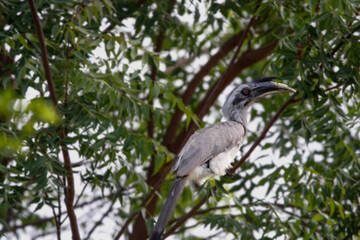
84,201,115,240
128,1,178,239
163,29,249,149
164,47,210,75
163,3,263,152
144,6,278,238
27,1,80,239
130,24,168,240
172,40,278,153
27,0,57,105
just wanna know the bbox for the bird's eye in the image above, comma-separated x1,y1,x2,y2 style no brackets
242,88,250,95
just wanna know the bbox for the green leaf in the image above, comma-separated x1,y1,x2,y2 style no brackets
149,82,161,100
328,198,335,217
151,55,159,69
337,203,345,219
18,34,31,50
123,134,135,150
313,106,329,118
214,179,227,195
153,153,165,176
312,213,324,221
27,98,61,125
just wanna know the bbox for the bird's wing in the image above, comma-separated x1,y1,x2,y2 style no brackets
173,121,246,177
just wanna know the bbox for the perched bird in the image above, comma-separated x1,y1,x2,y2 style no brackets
150,77,295,240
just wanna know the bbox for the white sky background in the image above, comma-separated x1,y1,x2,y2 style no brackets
9,1,333,240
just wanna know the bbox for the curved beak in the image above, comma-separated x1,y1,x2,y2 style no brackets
253,81,295,101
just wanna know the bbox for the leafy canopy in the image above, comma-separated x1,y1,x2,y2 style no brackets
0,0,359,239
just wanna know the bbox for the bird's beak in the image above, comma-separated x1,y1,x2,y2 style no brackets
252,81,295,101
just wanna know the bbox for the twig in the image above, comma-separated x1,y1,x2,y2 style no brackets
46,192,61,240
84,201,115,240
56,180,62,239
325,83,343,92
331,8,360,56
164,47,210,75
206,230,224,239
27,0,57,104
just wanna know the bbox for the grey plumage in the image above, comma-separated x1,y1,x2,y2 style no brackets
150,176,188,240
174,121,246,181
150,78,295,240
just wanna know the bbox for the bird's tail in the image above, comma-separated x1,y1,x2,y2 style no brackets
149,176,188,240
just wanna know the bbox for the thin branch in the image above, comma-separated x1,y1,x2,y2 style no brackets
325,83,343,92
205,230,224,239
27,1,80,239
84,201,115,240
164,47,210,75
331,8,360,56
56,179,62,239
171,221,203,235
46,192,61,240
114,212,138,240
147,28,166,141
27,0,57,105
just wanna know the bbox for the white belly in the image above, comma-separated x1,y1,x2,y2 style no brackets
209,146,238,175
187,146,239,183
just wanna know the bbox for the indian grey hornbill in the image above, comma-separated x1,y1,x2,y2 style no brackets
150,77,295,240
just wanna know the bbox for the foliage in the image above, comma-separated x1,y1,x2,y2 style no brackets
0,0,359,239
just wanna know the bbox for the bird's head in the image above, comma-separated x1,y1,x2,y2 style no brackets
222,77,295,123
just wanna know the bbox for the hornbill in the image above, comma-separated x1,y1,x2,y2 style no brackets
150,77,295,240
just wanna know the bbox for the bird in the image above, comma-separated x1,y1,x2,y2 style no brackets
149,77,295,240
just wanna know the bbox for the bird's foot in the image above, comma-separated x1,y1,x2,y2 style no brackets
225,168,234,177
